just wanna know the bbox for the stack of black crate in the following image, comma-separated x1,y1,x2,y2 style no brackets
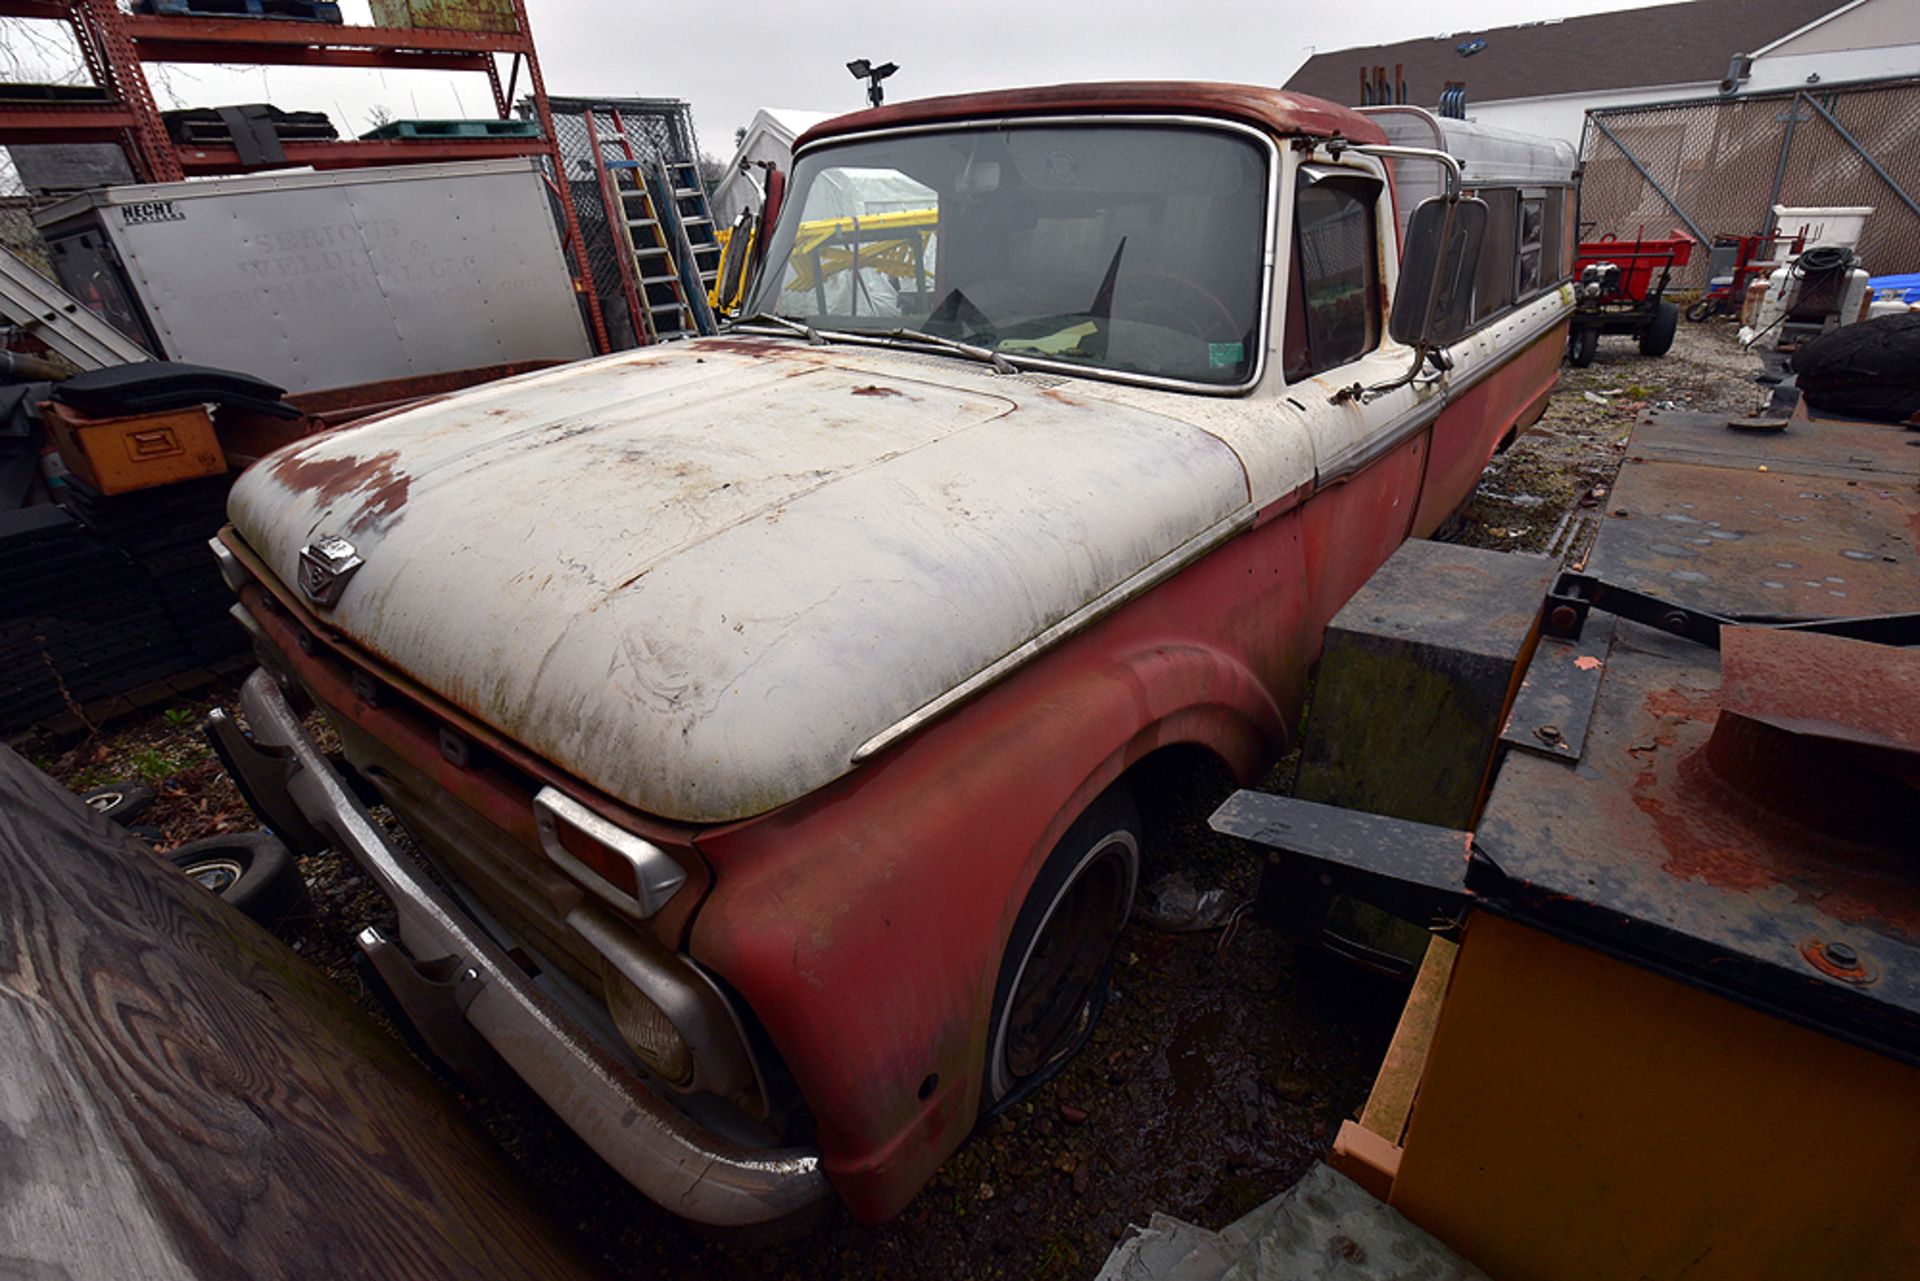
0,477,246,735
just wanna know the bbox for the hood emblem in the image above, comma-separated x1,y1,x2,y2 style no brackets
298,535,364,607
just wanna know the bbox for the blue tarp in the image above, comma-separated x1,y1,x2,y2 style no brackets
1869,273,1920,304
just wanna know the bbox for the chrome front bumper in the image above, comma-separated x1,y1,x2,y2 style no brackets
214,669,828,1227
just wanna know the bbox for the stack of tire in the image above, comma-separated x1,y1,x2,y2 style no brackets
82,780,308,926
0,504,186,730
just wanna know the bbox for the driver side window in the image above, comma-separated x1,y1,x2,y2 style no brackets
1284,175,1383,382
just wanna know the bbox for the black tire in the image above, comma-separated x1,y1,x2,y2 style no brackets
167,830,309,925
127,823,164,845
1685,298,1716,323
1568,325,1599,368
981,787,1141,1118
81,780,155,826
1639,301,1680,357
1793,314,1920,424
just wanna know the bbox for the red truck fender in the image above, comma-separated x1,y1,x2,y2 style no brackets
691,519,1311,1221
691,629,1290,1221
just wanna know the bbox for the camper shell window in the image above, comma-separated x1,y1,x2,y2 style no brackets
1470,186,1568,324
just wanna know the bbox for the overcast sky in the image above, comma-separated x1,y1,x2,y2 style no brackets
7,0,1655,165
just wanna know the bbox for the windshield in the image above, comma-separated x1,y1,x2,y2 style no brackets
745,122,1269,387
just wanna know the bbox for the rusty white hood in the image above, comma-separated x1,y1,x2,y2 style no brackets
229,337,1250,822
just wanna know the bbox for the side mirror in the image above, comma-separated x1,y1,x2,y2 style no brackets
714,208,756,317
1389,195,1488,350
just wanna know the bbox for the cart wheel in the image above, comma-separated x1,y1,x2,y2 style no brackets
1640,302,1680,357
1569,326,1598,368
1685,298,1715,323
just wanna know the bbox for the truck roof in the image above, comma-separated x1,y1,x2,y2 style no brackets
797,82,1389,151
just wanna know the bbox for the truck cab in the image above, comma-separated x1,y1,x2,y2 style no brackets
211,83,1575,1227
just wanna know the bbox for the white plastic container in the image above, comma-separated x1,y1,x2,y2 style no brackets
1772,204,1875,250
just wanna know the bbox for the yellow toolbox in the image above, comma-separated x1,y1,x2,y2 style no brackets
43,400,226,496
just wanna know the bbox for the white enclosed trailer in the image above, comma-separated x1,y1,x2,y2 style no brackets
34,158,592,394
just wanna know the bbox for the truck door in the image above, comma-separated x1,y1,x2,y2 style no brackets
1280,162,1446,631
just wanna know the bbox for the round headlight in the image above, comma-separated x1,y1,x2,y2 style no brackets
602,958,694,1087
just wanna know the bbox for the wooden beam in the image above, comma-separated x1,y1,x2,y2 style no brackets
133,39,494,73
1358,934,1459,1143
119,14,532,54
173,134,546,176
0,745,601,1280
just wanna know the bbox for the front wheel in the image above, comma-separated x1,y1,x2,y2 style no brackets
1686,297,1716,323
980,787,1141,1117
1569,325,1599,368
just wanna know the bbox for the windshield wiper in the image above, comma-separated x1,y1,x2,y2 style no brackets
882,327,1018,374
729,311,1018,374
728,312,824,344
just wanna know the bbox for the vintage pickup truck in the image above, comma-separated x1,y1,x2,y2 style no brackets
208,85,1576,1227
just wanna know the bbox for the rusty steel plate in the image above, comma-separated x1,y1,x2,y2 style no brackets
1474,406,1920,1061
1626,403,1920,481
1587,410,1917,623
1475,621,1920,1062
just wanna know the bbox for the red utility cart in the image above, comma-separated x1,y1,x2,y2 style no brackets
1567,229,1695,366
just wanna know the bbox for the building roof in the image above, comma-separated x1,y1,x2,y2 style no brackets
798,82,1386,151
1285,0,1844,107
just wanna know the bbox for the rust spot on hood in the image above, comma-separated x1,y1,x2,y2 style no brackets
270,446,411,535
851,385,902,398
689,337,786,356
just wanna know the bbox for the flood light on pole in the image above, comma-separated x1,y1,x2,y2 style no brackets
847,58,899,108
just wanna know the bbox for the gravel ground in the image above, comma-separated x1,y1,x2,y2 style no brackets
1452,318,1763,559
22,318,1762,1280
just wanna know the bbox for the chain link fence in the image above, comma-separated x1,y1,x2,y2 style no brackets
1578,76,1920,290
525,96,700,348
